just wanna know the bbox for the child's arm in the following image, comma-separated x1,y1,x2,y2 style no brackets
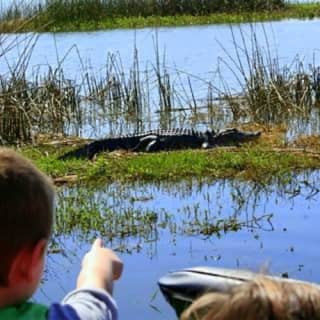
76,238,123,294
47,239,123,320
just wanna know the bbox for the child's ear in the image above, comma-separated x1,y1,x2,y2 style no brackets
8,239,48,285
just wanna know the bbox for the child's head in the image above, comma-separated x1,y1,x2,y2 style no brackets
0,148,54,300
181,276,320,320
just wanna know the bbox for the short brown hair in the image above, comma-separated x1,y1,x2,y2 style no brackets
0,148,55,286
181,276,320,320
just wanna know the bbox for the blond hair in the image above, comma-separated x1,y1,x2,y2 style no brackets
0,148,55,286
181,276,320,320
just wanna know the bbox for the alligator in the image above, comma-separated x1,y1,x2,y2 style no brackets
59,128,261,160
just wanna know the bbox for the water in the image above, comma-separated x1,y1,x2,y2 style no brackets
2,18,320,138
34,172,320,319
2,19,320,81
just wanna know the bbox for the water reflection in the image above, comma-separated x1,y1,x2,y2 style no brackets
35,170,320,318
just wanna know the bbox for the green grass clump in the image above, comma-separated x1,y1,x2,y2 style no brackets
22,147,87,179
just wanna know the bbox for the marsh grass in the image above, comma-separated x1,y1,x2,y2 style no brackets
0,0,285,29
0,40,176,143
2,24,320,144
219,25,320,125
291,134,320,150
5,2,320,32
44,0,285,20
0,68,81,143
55,186,163,240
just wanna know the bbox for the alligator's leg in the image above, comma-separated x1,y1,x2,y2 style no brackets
132,134,162,152
201,141,214,149
59,139,105,160
132,135,158,152
145,138,161,152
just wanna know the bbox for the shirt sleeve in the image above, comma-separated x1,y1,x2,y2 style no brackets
47,287,118,320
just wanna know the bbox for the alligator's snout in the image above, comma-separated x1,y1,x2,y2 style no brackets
235,130,262,141
250,130,262,138
211,128,262,146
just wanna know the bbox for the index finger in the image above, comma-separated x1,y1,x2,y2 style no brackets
92,238,104,249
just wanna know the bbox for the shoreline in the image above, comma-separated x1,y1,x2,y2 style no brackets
1,3,320,33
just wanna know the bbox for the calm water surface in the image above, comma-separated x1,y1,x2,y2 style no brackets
34,172,320,319
2,19,320,80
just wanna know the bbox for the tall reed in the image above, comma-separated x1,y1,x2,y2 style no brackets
219,25,320,124
0,69,81,143
2,23,320,144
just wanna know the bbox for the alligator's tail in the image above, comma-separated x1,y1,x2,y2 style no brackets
59,139,110,160
59,144,91,160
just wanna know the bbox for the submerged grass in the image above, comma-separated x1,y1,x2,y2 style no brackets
52,182,277,242
55,186,161,241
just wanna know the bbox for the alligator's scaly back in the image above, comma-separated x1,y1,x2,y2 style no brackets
59,135,144,160
59,129,212,160
58,128,260,160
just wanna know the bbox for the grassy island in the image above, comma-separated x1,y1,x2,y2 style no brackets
19,128,320,187
1,1,320,32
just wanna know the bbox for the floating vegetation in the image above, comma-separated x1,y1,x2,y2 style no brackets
187,214,274,237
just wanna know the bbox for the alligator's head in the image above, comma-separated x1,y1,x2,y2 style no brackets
204,129,216,142
201,129,216,149
213,128,261,146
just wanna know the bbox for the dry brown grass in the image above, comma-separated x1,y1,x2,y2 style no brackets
291,134,320,150
238,123,287,147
